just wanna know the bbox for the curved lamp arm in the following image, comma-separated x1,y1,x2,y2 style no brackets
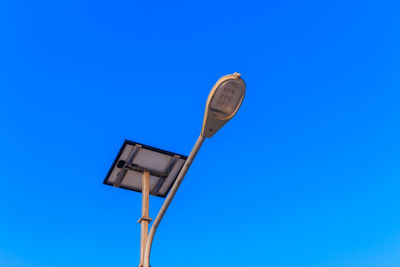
143,134,206,267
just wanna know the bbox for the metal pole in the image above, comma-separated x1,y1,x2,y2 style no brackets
143,134,206,267
139,170,151,267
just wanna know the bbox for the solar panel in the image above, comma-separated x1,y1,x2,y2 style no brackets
103,140,187,198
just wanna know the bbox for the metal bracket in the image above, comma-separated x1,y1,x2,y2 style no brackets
123,164,167,179
137,217,153,224
113,147,182,197
151,155,180,195
113,144,141,188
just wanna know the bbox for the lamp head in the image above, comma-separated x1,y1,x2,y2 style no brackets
201,73,246,138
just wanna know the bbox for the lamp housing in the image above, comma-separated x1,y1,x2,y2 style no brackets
201,73,246,138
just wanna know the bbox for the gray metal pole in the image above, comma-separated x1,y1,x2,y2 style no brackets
143,134,206,267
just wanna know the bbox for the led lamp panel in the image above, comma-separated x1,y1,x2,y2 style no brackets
210,79,244,119
103,140,187,198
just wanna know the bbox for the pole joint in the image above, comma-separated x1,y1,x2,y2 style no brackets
137,217,152,224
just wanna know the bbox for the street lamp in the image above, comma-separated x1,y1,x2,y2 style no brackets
104,73,246,267
202,72,246,138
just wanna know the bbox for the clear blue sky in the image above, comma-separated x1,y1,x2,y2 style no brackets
1,0,399,266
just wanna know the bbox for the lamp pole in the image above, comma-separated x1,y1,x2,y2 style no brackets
143,135,205,267
138,171,151,267
143,73,245,267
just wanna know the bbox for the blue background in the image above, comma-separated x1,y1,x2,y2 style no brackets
1,0,399,266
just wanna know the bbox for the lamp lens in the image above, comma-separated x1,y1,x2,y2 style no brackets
210,79,244,119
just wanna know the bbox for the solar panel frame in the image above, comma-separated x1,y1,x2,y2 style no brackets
103,140,188,198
